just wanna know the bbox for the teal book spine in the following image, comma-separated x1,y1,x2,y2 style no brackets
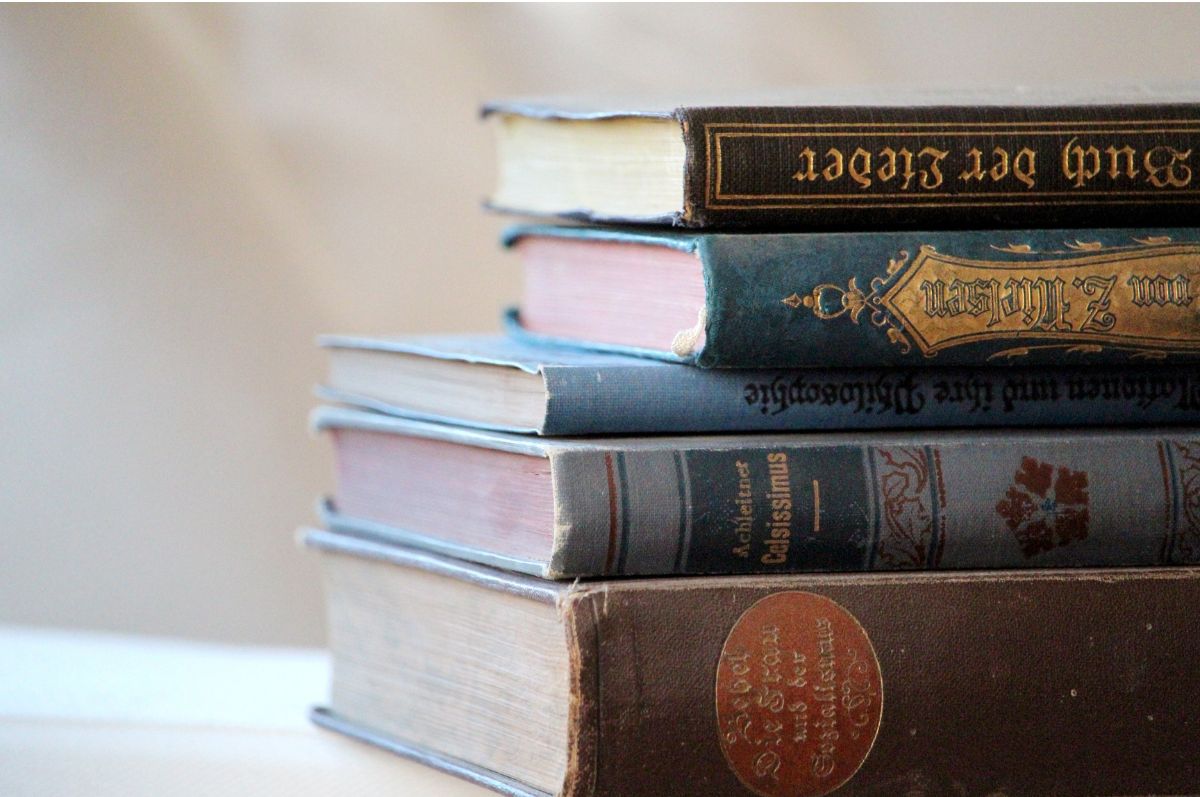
506,225,1200,368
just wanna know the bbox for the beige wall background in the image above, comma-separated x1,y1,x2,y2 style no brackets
3,4,1199,645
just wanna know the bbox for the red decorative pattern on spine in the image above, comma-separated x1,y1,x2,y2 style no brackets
1167,441,1200,563
871,447,934,568
995,457,1090,557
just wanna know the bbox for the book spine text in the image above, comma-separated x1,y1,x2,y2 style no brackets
542,363,1200,433
568,569,1200,794
549,433,1200,576
695,227,1200,367
681,104,1200,229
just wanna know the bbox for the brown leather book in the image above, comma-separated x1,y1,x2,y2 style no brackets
484,89,1200,230
307,528,1200,797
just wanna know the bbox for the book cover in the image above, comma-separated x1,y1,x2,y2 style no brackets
320,333,1200,435
309,529,1200,796
505,224,1200,368
316,406,1200,578
486,90,1200,230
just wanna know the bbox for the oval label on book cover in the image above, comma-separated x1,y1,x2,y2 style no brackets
715,591,883,797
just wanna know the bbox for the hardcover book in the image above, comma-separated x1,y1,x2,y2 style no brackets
314,406,1200,579
319,333,1200,435
485,89,1200,230
506,224,1200,368
308,528,1200,797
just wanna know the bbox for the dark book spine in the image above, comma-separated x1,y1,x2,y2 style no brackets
568,568,1200,796
693,227,1200,367
679,104,1200,230
542,362,1200,434
548,432,1200,577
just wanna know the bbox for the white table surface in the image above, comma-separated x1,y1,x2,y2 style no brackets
0,625,487,796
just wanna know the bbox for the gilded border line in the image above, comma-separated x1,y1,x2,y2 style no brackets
718,128,1200,138
877,244,1200,354
703,120,1200,209
707,119,1200,129
709,196,1200,210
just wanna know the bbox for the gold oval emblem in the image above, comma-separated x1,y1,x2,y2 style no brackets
715,591,883,797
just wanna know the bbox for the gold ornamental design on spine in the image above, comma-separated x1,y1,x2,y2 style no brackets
782,250,916,355
715,591,883,797
781,239,1200,361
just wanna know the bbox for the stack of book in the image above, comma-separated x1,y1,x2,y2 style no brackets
304,93,1200,796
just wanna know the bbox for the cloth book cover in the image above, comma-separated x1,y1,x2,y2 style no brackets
319,333,1200,435
308,528,1200,797
316,406,1200,579
505,224,1200,368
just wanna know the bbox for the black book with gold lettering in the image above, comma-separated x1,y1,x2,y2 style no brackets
484,88,1200,230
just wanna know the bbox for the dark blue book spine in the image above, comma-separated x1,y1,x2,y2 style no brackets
506,225,1200,368
541,362,1200,435
696,228,1200,367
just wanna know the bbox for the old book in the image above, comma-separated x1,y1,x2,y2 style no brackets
308,528,1200,796
505,224,1200,368
314,405,1200,578
319,333,1200,435
485,89,1200,230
